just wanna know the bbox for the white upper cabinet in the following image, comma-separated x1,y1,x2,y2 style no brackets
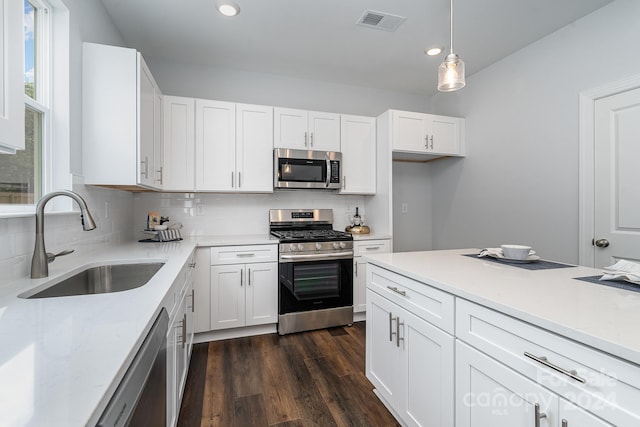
391,110,465,158
236,104,274,192
0,0,24,153
274,107,340,151
340,114,376,195
83,43,162,189
195,99,236,191
163,96,195,191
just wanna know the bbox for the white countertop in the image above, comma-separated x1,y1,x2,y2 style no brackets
364,249,640,366
351,233,392,241
0,235,277,427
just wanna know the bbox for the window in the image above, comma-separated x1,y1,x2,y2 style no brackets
0,0,49,206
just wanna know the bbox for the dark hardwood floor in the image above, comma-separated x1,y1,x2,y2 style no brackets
177,322,400,427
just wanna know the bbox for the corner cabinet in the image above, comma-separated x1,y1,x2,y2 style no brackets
390,109,465,158
162,96,195,191
340,115,376,195
366,264,455,427
210,245,278,330
274,107,340,151
82,42,163,189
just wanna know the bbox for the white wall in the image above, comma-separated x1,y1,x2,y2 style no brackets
428,0,640,264
0,0,133,283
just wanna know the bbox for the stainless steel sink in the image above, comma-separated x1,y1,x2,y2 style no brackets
25,262,165,299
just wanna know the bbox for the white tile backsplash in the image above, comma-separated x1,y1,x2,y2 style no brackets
0,184,134,283
133,191,367,239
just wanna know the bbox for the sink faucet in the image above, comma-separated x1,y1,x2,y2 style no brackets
31,190,97,279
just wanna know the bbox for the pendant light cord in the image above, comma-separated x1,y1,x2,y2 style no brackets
450,0,454,55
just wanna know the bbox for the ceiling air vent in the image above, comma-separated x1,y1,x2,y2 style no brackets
357,10,406,32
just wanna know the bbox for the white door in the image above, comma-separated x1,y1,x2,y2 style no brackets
430,115,460,155
211,265,245,330
162,96,195,191
340,115,376,195
366,290,401,409
401,309,454,427
245,262,278,326
559,400,614,427
456,341,557,427
195,99,236,191
392,111,428,152
236,103,273,193
274,107,308,149
594,87,640,266
308,111,340,151
138,55,156,187
353,258,367,313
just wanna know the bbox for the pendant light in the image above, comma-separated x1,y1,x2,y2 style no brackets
437,0,465,92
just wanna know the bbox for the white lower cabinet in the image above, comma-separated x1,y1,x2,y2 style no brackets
210,245,278,330
455,298,640,427
366,288,454,427
353,239,391,313
166,253,195,427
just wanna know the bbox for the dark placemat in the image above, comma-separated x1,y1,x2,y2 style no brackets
574,275,640,293
462,253,576,270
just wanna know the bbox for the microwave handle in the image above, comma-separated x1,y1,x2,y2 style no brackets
326,155,331,188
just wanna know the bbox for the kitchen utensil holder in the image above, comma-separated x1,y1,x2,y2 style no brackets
157,229,182,242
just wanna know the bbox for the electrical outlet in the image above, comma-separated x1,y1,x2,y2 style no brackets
401,203,408,214
196,204,205,216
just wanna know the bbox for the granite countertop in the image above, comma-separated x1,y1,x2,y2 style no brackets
364,249,640,366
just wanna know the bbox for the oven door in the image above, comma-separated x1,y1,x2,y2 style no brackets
279,256,353,314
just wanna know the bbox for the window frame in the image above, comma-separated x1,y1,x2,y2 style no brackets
0,0,70,216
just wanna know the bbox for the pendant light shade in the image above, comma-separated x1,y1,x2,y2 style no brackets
438,0,465,92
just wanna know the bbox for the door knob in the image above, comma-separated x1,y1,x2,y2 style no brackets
593,238,610,248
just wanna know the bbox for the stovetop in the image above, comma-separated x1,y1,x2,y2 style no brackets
270,228,353,243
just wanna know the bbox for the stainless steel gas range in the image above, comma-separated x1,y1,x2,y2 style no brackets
269,209,354,335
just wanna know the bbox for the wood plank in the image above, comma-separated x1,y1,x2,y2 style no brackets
177,343,208,427
234,394,269,427
259,344,300,424
228,336,263,397
200,340,235,426
342,371,401,426
308,329,355,377
269,420,305,427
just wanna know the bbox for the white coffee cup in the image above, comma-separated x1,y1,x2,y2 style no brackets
501,244,532,260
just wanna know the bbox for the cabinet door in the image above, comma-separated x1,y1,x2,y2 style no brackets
236,104,273,192
185,273,195,356
392,110,428,153
176,291,188,402
274,107,308,149
211,265,245,330
400,308,454,427
456,341,557,427
245,262,278,326
430,115,461,155
559,400,614,427
153,90,164,189
167,310,179,427
163,96,195,191
308,111,340,151
195,99,235,191
366,290,401,410
193,248,211,333
138,55,157,187
353,257,367,313
0,0,24,152
340,115,376,194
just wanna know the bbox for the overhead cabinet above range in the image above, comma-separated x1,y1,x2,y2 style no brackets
274,107,341,151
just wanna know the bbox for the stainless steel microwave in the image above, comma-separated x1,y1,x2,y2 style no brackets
274,148,341,190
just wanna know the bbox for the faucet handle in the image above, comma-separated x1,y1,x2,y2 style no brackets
46,249,75,263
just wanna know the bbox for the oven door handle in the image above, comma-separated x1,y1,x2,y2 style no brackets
280,251,354,261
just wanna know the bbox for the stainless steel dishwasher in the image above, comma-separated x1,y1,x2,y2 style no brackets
97,308,168,427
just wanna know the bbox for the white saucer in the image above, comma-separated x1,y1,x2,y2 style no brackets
488,254,540,263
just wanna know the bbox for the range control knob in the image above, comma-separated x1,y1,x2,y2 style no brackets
339,242,346,249
297,243,304,251
289,244,297,252
332,242,340,249
315,242,322,250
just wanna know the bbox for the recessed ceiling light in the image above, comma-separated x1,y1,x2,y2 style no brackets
217,1,240,17
425,47,443,56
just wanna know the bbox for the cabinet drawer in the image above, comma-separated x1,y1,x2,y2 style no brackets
367,264,454,334
456,298,640,426
354,239,391,256
210,245,277,265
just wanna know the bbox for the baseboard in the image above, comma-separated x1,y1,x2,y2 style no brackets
353,311,366,322
193,324,277,343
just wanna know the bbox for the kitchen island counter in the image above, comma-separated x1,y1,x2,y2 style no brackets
364,249,640,366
